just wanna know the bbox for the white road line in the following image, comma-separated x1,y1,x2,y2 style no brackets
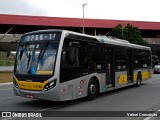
144,116,152,120
0,82,12,86
0,88,12,91
1,100,80,120
0,96,19,101
143,109,160,120
38,101,78,111
1,116,15,120
1,103,69,120
1,117,13,120
149,80,160,84
1,117,12,120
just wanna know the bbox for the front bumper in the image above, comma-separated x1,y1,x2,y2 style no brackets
13,85,60,101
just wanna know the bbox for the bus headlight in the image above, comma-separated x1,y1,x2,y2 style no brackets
44,79,56,91
13,78,19,88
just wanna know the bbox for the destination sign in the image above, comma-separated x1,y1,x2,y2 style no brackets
22,32,61,42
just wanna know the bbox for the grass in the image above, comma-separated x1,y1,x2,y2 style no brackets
0,72,13,83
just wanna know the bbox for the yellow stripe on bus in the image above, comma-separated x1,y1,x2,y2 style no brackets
134,71,151,81
37,70,53,75
133,74,137,81
118,74,127,84
142,72,150,80
118,71,151,84
15,78,48,91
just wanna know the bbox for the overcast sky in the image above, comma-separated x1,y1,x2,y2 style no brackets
0,0,160,22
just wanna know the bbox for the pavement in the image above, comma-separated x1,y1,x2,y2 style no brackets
0,66,13,71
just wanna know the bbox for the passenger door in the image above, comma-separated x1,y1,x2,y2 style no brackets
127,50,133,83
105,47,115,87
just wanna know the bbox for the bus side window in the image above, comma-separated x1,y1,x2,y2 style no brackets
140,51,149,68
61,40,81,67
133,50,140,69
147,53,151,67
60,38,83,83
65,46,80,66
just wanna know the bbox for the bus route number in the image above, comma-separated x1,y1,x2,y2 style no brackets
25,33,56,41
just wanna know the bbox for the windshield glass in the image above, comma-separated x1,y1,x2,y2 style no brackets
15,42,59,75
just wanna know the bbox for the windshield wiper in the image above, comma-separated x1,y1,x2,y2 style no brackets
27,53,31,68
37,41,49,61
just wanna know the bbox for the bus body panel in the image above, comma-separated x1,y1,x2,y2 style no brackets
115,71,128,87
99,73,106,93
59,80,73,101
141,69,152,80
59,73,101,100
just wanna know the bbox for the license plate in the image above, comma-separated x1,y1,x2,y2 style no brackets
26,94,35,98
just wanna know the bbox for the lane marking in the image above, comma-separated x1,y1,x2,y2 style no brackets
143,109,160,120
149,80,160,84
37,98,83,112
0,96,19,101
1,100,82,120
0,88,12,91
1,117,14,120
0,82,12,86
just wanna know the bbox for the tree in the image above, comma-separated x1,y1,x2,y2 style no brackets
112,23,148,46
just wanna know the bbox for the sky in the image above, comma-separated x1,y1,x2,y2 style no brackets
0,0,160,22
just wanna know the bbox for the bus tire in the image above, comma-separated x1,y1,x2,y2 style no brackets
136,73,142,87
87,78,98,100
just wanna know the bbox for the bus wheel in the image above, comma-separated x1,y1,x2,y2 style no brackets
87,79,98,100
136,73,142,87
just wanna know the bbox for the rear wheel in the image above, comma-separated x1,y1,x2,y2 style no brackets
87,79,98,100
136,73,142,87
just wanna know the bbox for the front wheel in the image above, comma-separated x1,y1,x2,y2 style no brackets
87,79,98,100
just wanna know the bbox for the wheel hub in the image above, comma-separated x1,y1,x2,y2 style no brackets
90,84,96,94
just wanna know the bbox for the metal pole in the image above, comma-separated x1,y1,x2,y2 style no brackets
0,26,15,41
122,27,123,39
82,3,87,34
121,22,124,39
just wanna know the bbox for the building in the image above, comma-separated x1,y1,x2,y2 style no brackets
0,14,160,62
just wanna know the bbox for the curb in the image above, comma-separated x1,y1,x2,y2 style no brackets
0,82,12,86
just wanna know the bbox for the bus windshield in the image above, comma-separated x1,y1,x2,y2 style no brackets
15,42,59,75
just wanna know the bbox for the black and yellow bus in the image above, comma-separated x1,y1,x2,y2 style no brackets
13,29,152,101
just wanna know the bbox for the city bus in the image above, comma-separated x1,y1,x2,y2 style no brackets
13,29,152,101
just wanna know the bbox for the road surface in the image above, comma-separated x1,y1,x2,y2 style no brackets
0,74,160,120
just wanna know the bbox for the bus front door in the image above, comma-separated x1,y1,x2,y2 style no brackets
106,48,115,88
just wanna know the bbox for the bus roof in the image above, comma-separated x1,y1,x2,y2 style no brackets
64,30,151,51
22,29,151,51
96,36,150,51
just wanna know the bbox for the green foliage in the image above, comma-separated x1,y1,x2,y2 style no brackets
112,24,148,46
112,24,123,39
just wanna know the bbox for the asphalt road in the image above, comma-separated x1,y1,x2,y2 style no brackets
0,74,160,120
